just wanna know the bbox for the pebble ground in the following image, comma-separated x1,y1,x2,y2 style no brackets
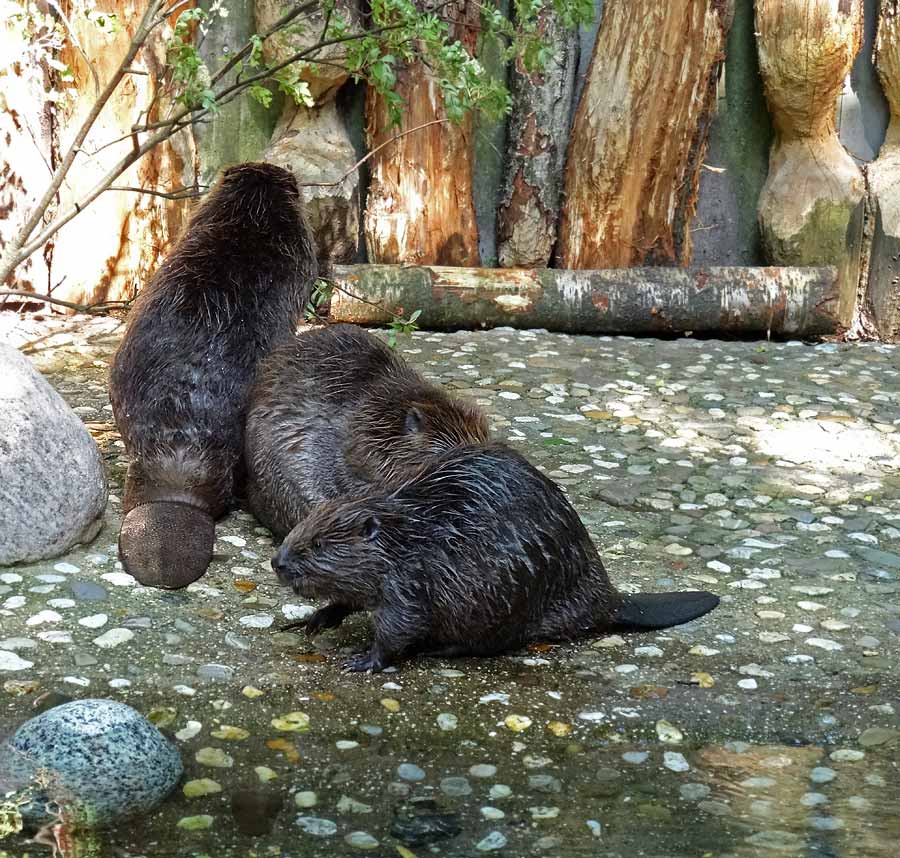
1,313,899,857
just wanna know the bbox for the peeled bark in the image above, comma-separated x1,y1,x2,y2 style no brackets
497,7,577,268
867,1,900,341
260,0,362,263
557,0,733,269
755,0,864,328
38,1,196,305
363,1,480,266
329,264,844,337
265,102,360,263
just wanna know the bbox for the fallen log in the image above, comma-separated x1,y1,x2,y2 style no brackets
330,265,845,337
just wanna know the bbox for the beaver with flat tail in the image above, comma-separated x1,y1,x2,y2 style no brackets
109,162,316,589
245,323,489,537
271,443,720,672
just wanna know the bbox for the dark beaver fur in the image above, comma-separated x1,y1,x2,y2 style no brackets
272,443,720,672
109,162,316,588
245,323,489,537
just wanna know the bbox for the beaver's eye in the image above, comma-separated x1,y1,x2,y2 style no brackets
310,538,322,551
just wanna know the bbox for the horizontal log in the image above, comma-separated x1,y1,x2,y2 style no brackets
330,265,845,337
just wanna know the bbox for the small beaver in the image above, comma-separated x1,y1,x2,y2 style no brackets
245,323,489,537
109,162,316,589
271,443,720,672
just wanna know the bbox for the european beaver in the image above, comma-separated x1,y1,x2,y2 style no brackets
109,162,316,589
244,323,489,537
271,443,720,672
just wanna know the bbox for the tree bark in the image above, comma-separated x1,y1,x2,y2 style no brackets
497,6,577,268
329,264,844,337
363,1,480,266
557,0,733,269
865,0,900,341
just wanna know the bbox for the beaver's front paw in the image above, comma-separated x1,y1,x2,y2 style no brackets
341,650,388,673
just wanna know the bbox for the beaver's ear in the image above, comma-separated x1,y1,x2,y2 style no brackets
404,406,424,435
362,516,380,541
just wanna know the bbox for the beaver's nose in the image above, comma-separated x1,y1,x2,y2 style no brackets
271,550,290,582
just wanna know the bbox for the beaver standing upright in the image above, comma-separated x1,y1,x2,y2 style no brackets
109,162,316,589
272,443,720,672
244,323,489,537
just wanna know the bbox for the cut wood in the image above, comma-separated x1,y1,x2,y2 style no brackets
557,0,733,269
330,264,844,337
867,0,900,342
363,1,480,266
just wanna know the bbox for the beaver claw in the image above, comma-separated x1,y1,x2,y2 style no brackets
341,650,387,673
305,604,352,637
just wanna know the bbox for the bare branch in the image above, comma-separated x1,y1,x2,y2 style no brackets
107,184,208,200
0,290,132,314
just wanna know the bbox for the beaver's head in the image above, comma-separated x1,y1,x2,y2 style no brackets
271,495,402,606
346,381,489,486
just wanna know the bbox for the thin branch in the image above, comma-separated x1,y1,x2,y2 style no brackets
298,119,450,188
322,279,405,321
0,290,132,314
107,184,209,200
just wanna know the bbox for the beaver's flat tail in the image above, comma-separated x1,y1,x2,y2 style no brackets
611,591,719,631
119,502,214,589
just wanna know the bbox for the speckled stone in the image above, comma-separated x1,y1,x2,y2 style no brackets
0,343,107,565
0,698,182,826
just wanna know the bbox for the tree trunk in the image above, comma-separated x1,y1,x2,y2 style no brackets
329,264,844,337
260,0,362,263
363,1,480,266
497,7,577,268
864,1,900,340
557,0,733,269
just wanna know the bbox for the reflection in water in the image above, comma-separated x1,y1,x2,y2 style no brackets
8,742,897,857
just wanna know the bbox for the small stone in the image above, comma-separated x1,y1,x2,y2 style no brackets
239,613,274,629
242,686,265,699
809,767,836,784
397,763,426,781
440,776,472,797
504,714,532,731
175,721,202,742
481,806,505,820
195,747,233,768
197,664,234,682
210,725,249,741
183,779,222,798
380,698,401,713
294,791,317,807
78,613,108,629
255,766,278,783
271,712,310,732
337,795,373,813
530,805,560,819
469,764,498,778
344,831,379,850
489,784,512,800
738,679,758,690
177,815,213,830
0,650,34,671
476,831,508,851
296,816,337,836
663,752,690,772
623,751,649,764
656,720,683,743
336,740,359,750
437,712,458,731
859,727,899,747
680,783,711,800
829,749,864,762
92,628,134,649
805,637,843,652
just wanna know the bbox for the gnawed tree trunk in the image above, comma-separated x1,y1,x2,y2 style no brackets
259,0,361,263
755,0,864,328
497,6,577,268
866,0,900,341
43,1,196,305
330,264,844,337
364,1,480,266
557,0,733,269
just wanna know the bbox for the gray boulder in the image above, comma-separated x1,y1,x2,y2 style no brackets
0,342,107,564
